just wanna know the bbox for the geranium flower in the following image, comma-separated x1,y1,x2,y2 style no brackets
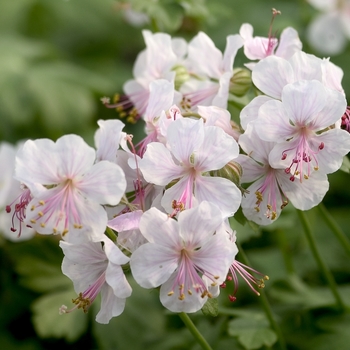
139,117,242,217
15,134,127,243
180,32,243,109
254,80,350,180
130,202,237,313
60,237,132,324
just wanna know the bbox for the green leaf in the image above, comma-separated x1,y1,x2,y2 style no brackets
229,216,261,244
201,298,219,317
31,289,88,342
228,317,277,350
93,278,166,350
339,155,350,173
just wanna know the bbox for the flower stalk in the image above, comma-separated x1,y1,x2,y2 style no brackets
178,312,213,350
296,209,346,311
318,202,350,256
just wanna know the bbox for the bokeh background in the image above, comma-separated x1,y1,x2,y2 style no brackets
1,0,350,349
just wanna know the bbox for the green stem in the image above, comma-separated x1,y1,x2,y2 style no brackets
296,210,346,310
105,227,117,242
276,229,295,275
178,313,213,350
237,242,287,350
318,203,350,256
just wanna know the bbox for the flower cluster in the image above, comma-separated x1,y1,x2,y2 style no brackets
2,9,350,324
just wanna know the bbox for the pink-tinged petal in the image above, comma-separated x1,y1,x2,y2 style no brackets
191,231,237,284
60,241,106,292
27,192,107,243
310,87,347,129
244,36,278,60
103,238,130,266
240,95,272,130
198,106,239,139
278,170,329,210
144,79,175,122
222,34,243,72
241,175,283,226
288,52,323,82
96,285,126,323
282,80,327,126
187,31,222,78
314,130,350,174
0,143,16,205
60,240,106,264
140,142,183,185
321,58,344,93
237,154,267,184
123,79,149,114
178,202,223,248
195,176,242,217
239,23,254,41
15,138,60,185
275,27,302,59
159,272,207,313
117,228,147,253
167,118,205,164
161,175,195,213
140,207,181,246
307,13,346,56
142,30,177,78
195,126,239,171
212,71,232,108
242,177,282,226
130,243,179,288
252,56,294,99
76,161,126,205
238,124,274,164
180,79,220,107
171,37,187,59
56,134,96,178
108,210,143,232
105,262,132,298
94,119,125,163
255,100,294,142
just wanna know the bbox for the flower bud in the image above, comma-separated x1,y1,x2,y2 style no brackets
211,161,244,193
172,65,190,90
229,68,252,97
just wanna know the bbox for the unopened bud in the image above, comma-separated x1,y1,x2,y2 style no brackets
212,161,243,190
172,65,190,90
229,68,252,97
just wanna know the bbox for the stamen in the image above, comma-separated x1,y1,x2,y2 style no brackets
223,260,269,301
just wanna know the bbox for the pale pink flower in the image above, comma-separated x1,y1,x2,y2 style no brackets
180,32,243,109
130,202,237,313
59,237,132,324
0,142,35,241
109,30,186,120
252,51,344,100
108,210,146,253
196,105,241,141
139,118,242,217
94,119,125,163
239,22,302,69
254,80,350,180
237,124,329,225
15,134,127,243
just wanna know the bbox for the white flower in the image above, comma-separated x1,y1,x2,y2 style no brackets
130,202,237,313
139,118,242,217
60,237,132,324
15,134,127,243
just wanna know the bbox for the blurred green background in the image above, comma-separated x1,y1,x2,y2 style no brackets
1,0,350,349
